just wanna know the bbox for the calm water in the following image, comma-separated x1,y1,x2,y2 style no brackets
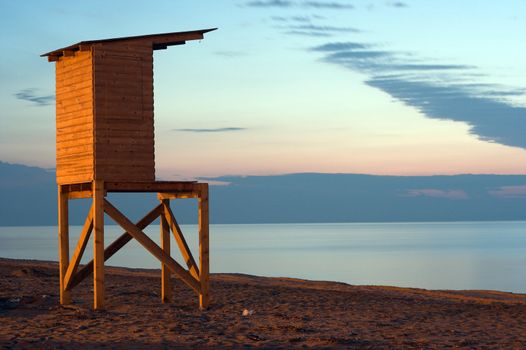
1,222,526,293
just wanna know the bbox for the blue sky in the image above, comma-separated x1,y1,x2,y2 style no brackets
1,0,525,179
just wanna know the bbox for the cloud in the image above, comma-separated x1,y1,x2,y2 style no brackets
489,185,526,198
325,49,390,60
481,88,526,97
173,127,247,133
405,189,469,200
313,42,472,73
271,15,324,22
311,42,371,51
388,1,408,8
367,77,526,148
14,89,54,106
311,41,526,149
289,24,360,33
281,24,361,37
387,64,474,71
302,1,354,9
245,0,354,9
246,0,293,7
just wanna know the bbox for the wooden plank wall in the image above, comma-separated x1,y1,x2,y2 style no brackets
55,50,95,185
92,42,155,182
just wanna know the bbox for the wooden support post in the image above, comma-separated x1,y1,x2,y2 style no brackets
198,184,210,309
160,199,172,303
58,185,71,305
93,180,105,310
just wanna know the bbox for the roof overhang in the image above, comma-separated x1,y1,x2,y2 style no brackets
41,28,217,62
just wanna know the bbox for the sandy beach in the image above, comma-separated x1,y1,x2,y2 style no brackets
1,257,526,349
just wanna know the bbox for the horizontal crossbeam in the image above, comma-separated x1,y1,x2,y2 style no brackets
158,192,200,199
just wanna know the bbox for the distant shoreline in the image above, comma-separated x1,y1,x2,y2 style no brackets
1,257,526,349
3,162,526,226
3,219,526,228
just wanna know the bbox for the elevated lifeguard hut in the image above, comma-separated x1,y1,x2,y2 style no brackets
42,29,216,310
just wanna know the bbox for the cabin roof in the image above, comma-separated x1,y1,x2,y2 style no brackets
41,28,217,60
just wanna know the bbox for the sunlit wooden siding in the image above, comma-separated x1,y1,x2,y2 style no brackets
92,41,155,182
54,42,156,184
55,50,94,185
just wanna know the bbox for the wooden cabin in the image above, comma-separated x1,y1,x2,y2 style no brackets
42,29,216,184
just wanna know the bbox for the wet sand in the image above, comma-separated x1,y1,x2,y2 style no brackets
1,257,526,349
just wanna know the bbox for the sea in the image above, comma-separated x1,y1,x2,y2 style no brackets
1,221,526,293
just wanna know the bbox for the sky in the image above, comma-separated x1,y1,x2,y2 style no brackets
0,0,525,179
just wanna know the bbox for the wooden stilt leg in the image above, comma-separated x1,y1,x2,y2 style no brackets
160,199,172,303
93,180,105,310
56,181,209,310
198,184,210,309
58,185,71,305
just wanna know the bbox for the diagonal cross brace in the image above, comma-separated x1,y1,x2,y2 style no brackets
64,205,94,291
69,203,163,290
104,199,201,294
162,203,200,279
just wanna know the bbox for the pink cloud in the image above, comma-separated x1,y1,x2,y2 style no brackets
489,185,526,198
405,189,469,200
